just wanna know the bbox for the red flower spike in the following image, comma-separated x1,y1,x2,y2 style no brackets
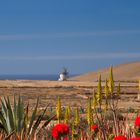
135,116,140,128
91,125,98,131
52,123,69,139
114,136,127,140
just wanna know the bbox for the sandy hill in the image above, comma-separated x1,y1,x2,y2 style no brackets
71,61,140,81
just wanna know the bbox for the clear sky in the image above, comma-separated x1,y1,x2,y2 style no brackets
0,0,140,75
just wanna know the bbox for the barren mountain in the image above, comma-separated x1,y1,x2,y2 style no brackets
71,61,140,81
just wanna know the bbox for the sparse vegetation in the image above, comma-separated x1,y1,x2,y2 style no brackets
0,67,139,139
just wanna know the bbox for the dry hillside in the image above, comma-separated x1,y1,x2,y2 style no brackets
70,61,140,81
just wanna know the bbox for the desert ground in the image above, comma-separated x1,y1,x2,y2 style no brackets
0,62,139,110
71,61,140,81
0,80,139,111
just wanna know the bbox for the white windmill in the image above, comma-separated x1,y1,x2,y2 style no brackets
58,68,69,81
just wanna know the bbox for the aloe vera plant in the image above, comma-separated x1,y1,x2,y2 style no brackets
0,96,24,134
0,96,54,140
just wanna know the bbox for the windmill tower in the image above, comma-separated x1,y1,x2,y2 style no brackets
58,68,68,81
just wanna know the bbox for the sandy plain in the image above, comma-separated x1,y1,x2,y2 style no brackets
0,80,139,111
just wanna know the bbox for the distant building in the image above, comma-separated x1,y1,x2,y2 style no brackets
58,68,68,81
58,73,67,81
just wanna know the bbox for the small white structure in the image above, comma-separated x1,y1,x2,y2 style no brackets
58,68,68,81
58,73,67,81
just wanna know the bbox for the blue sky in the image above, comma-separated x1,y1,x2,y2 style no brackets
0,0,140,74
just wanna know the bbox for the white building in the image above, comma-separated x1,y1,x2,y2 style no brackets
58,73,67,81
58,68,68,81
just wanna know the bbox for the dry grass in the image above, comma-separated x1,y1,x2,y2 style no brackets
0,80,139,110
